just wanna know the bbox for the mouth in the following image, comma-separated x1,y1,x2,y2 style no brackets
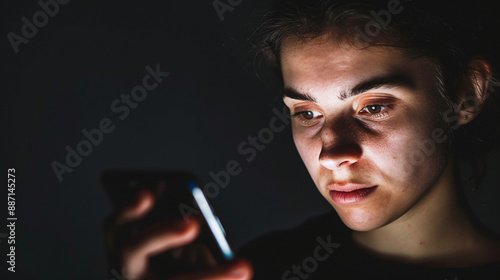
329,185,377,204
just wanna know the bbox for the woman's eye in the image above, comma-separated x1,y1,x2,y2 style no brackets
365,105,383,114
293,111,321,119
301,111,315,119
291,110,322,125
359,104,392,119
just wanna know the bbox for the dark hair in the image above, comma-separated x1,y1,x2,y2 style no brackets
255,0,500,187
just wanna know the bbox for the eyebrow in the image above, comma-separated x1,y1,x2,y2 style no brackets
282,88,317,102
282,73,415,102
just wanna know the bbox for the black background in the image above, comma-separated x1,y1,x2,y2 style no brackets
2,1,500,279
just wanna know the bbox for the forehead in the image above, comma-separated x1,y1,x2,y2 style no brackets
280,37,435,94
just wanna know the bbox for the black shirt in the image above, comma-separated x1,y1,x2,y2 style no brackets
239,211,500,279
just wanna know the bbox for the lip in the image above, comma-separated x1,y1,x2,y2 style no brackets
327,183,374,192
329,184,377,204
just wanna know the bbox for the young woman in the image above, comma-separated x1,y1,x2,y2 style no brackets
103,0,500,279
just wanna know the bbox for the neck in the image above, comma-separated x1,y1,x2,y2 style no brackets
351,156,500,267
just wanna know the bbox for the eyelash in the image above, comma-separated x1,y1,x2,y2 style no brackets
358,104,394,119
291,111,323,126
291,103,394,125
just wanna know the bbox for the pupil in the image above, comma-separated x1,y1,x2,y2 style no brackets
368,105,381,114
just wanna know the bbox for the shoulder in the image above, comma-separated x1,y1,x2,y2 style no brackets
238,211,500,280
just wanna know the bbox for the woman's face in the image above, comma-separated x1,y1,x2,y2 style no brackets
281,38,450,231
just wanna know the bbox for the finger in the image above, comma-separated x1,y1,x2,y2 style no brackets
121,216,201,279
103,188,155,254
115,187,156,228
169,259,253,280
171,243,217,267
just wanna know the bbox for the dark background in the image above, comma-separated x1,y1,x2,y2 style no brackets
1,1,499,279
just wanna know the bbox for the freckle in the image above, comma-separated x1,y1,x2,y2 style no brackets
419,241,424,245
393,156,397,159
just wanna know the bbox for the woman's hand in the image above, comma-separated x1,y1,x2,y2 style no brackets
103,187,253,280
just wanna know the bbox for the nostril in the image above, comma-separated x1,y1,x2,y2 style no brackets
338,159,351,167
318,143,362,170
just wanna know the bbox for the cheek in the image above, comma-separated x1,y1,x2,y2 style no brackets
369,120,447,194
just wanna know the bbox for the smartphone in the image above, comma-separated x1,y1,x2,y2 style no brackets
101,170,235,278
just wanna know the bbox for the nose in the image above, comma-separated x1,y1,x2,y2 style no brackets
318,124,362,170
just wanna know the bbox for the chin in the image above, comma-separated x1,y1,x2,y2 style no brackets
334,207,389,232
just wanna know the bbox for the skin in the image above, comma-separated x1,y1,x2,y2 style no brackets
103,188,253,280
281,36,500,267
103,36,499,279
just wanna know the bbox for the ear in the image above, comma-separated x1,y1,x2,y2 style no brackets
455,57,492,126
